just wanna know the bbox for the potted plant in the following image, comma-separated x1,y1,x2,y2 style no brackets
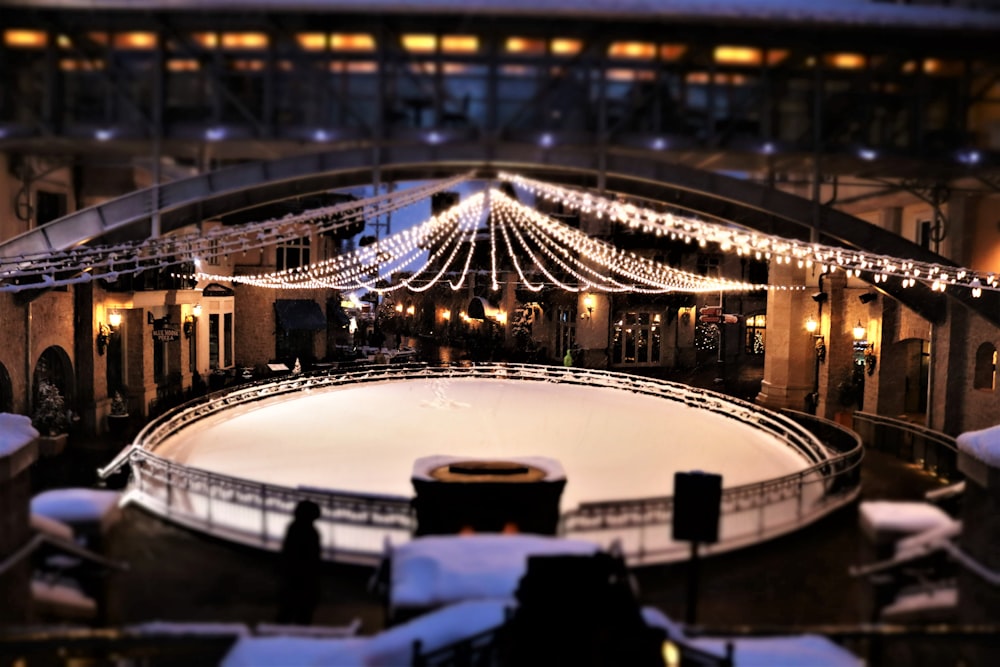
32,379,71,456
107,390,130,441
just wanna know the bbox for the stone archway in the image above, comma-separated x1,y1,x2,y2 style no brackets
33,345,74,406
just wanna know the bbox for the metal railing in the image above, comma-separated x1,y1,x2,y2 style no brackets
852,412,961,483
100,363,862,566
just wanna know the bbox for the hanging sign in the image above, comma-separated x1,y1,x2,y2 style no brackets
151,318,180,342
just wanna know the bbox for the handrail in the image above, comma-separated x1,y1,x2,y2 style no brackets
102,363,861,566
852,411,961,483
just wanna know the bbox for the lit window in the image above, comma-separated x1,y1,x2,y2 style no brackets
715,46,762,66
825,53,866,70
230,59,265,72
608,42,656,59
191,33,218,49
168,59,201,72
113,32,157,50
298,33,325,50
4,29,47,48
923,59,962,76
612,312,661,365
745,313,766,355
607,69,655,82
59,59,105,72
660,44,686,61
329,61,377,74
221,32,268,49
331,33,375,51
441,35,478,53
506,37,545,55
551,38,581,56
402,34,437,52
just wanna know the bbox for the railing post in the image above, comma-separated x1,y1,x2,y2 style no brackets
261,485,268,546
165,465,172,517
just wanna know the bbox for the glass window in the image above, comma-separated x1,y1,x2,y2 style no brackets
277,237,310,271
224,313,233,368
209,314,220,369
745,313,766,355
557,307,576,359
974,343,997,391
612,311,662,366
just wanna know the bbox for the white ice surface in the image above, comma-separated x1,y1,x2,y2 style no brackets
153,378,812,508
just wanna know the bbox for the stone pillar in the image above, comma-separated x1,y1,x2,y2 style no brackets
956,440,1000,667
756,263,816,412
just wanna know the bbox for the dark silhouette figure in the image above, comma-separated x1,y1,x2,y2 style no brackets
276,500,322,625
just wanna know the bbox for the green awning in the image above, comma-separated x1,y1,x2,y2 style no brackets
274,299,326,331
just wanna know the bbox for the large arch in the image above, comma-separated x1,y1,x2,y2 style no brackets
2,140,989,323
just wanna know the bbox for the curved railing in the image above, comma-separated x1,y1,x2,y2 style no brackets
852,412,961,483
99,363,862,566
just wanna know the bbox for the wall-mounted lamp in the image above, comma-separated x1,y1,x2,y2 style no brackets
853,320,866,341
184,304,201,339
108,310,122,328
96,323,111,355
581,294,595,320
811,292,829,304
441,309,451,321
806,316,825,362
406,305,416,316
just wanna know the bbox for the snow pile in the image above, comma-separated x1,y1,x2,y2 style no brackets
895,519,962,560
390,534,600,610
858,501,952,541
220,599,510,667
32,578,97,620
30,513,75,541
880,586,957,623
957,424,1000,469
643,607,862,666
0,413,38,457
689,634,863,667
31,488,122,524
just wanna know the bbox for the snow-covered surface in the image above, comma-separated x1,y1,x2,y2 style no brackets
7,1,1000,31
127,622,250,636
957,424,1000,469
390,534,600,610
31,488,122,525
220,599,511,667
0,413,38,457
152,378,811,510
858,501,952,540
689,634,863,667
221,636,368,667
895,519,961,560
31,578,97,619
30,513,75,542
880,586,957,622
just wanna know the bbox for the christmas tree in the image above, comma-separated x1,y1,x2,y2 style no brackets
32,380,70,436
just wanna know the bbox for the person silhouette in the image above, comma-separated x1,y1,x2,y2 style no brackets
276,500,322,625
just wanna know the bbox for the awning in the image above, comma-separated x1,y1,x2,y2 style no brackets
274,299,326,331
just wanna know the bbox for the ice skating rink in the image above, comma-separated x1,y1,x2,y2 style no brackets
152,377,814,508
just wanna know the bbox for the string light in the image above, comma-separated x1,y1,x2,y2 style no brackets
502,172,997,298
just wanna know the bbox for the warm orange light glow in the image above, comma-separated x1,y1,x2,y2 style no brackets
406,305,416,316
221,32,268,49
826,53,866,69
923,58,962,76
395,303,404,313
168,59,200,72
550,38,581,56
441,35,478,53
57,35,73,49
660,44,686,61
805,316,818,334
441,62,469,75
608,41,656,59
441,309,451,321
402,34,437,52
297,33,327,51
5,30,47,48
114,32,157,50
84,32,108,46
60,59,105,72
331,33,375,51
329,61,377,74
505,37,545,55
715,46,762,66
108,311,123,328
191,32,218,49
230,59,265,72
